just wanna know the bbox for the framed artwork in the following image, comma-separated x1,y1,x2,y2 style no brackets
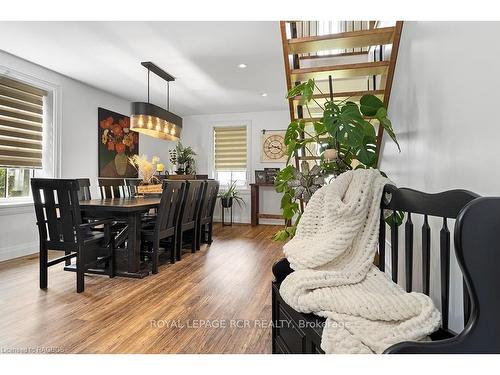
98,107,139,177
255,170,267,184
264,168,280,184
261,130,287,162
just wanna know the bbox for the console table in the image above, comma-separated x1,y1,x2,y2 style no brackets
250,183,286,226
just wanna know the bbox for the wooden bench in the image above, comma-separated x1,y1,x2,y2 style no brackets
272,184,500,353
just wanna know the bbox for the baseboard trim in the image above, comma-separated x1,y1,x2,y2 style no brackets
0,241,38,262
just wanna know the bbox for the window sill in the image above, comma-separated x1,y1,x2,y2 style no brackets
0,199,34,216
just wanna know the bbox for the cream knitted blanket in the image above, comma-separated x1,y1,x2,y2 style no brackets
279,169,441,354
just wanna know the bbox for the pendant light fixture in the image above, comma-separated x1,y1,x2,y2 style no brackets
130,62,182,141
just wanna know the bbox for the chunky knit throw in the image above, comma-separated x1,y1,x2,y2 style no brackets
279,169,441,354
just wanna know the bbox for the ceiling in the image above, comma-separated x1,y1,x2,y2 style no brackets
0,21,288,116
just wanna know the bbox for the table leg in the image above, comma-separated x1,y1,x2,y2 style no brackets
251,184,259,226
127,212,142,274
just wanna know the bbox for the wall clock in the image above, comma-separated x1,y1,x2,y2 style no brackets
261,131,287,162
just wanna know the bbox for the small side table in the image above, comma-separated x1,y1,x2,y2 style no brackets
250,183,286,226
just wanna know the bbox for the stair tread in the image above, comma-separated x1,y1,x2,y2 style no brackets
292,89,385,101
290,61,389,81
300,51,369,60
293,115,376,122
288,27,395,55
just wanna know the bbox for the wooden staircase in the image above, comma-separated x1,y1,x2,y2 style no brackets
280,21,403,168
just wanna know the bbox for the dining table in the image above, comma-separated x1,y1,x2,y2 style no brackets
78,196,161,278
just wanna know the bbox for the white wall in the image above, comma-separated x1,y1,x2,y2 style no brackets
0,51,173,261
380,21,500,332
182,110,290,224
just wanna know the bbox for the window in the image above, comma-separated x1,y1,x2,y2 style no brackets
213,126,247,187
0,76,47,200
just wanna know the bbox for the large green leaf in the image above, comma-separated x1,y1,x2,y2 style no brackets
300,79,315,105
283,202,299,219
273,229,290,242
313,121,326,134
360,94,384,116
286,82,307,99
284,120,300,145
379,116,401,152
341,102,363,119
336,122,364,149
274,165,294,193
355,136,377,167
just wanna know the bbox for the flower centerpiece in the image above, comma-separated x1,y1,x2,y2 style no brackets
128,155,161,185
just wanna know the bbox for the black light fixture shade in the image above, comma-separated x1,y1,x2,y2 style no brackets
130,102,182,141
130,62,182,141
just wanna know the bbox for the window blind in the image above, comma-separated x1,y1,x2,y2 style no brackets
214,126,247,171
0,76,47,169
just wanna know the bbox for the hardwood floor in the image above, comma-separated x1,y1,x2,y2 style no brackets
0,224,284,354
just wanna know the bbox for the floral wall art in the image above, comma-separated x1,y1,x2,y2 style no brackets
98,107,139,177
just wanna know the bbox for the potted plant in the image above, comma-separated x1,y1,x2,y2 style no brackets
169,142,197,174
218,181,245,208
273,78,400,241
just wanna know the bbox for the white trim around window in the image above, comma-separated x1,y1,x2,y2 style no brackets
0,65,62,209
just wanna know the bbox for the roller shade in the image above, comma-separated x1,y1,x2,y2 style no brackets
0,76,47,169
214,126,247,170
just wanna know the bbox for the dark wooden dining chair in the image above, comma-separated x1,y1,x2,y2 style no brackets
76,178,92,201
197,180,219,249
98,178,127,198
140,180,186,273
124,178,142,197
31,178,115,293
176,180,205,260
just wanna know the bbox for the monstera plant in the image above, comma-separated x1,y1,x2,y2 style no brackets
273,79,400,241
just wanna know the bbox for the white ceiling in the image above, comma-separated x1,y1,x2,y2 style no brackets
0,21,288,116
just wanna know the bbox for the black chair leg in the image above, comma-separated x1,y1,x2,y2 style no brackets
76,246,84,293
177,231,183,261
109,241,116,278
152,240,159,274
191,228,196,253
196,224,201,250
65,250,71,266
208,222,213,244
171,235,176,264
40,244,48,290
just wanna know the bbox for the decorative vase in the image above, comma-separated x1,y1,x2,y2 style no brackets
114,153,128,176
221,197,233,208
175,168,184,175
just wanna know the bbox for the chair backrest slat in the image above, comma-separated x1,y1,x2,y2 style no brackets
56,187,76,242
98,178,126,199
422,215,431,295
404,213,414,292
380,184,480,334
76,178,92,201
390,209,399,283
440,217,451,331
201,180,220,221
124,178,142,197
181,180,204,224
378,214,386,272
